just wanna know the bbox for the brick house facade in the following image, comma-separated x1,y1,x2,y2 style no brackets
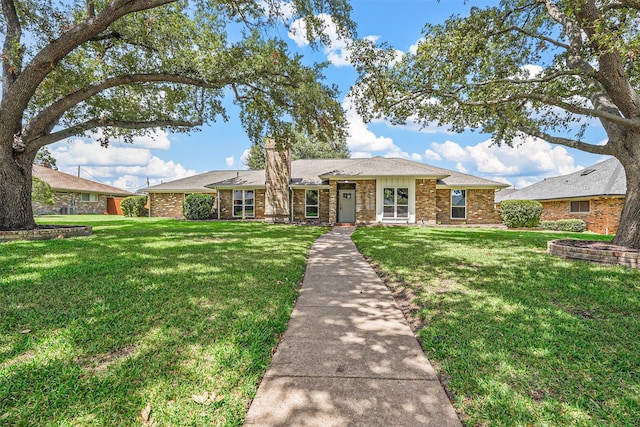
146,141,507,225
32,165,132,215
497,158,626,235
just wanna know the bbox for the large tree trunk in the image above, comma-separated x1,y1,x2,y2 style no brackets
0,148,36,230
612,157,640,249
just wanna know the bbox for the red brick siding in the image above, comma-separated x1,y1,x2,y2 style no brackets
292,189,330,222
436,188,501,224
540,197,623,235
415,179,437,224
33,192,109,215
149,193,185,218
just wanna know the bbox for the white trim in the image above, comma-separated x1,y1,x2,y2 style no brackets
304,189,320,219
232,189,256,218
376,178,416,223
451,189,467,220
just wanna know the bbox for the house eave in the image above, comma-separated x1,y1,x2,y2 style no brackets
319,174,450,180
437,184,510,190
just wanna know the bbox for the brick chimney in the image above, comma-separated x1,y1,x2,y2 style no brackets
264,138,291,222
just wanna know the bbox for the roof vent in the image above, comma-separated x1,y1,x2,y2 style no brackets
580,168,595,176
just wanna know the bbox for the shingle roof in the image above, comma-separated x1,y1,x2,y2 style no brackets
496,157,626,202
437,169,509,188
145,170,257,192
156,157,509,190
317,157,452,179
33,165,133,196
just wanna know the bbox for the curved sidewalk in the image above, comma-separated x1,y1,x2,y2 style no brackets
244,227,461,426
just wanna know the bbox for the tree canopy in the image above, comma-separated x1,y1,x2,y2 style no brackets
351,0,640,248
0,0,354,230
244,132,350,169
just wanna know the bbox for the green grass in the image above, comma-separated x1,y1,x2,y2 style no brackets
0,216,328,426
352,226,640,427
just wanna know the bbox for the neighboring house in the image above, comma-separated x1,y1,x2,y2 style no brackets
496,157,626,235
32,165,133,215
145,139,507,224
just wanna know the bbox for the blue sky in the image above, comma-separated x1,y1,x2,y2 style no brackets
49,0,608,191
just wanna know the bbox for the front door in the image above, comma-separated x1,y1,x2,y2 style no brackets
338,190,356,223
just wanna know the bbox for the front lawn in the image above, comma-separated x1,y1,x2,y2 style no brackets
0,217,328,426
352,227,640,427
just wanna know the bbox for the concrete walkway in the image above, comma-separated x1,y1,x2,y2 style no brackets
244,227,461,427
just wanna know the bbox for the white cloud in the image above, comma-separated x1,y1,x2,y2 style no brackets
50,133,197,191
411,153,423,161
225,156,235,167
343,97,397,154
424,149,442,161
240,148,251,165
428,135,583,187
431,140,469,162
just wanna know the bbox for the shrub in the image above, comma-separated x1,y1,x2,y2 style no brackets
183,194,214,220
540,219,586,232
556,219,586,232
540,220,558,230
121,195,148,217
499,200,542,228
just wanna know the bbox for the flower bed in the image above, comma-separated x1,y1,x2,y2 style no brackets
548,239,639,268
0,225,92,242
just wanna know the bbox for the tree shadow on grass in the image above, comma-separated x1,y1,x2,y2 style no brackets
352,226,640,426
0,221,328,426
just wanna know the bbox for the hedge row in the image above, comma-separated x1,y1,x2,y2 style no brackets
183,194,214,220
121,195,148,217
540,219,586,232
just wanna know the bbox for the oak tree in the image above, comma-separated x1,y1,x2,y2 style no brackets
0,0,353,230
351,0,640,248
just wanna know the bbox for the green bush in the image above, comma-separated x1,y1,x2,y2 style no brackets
121,195,148,217
183,193,214,220
32,176,54,206
540,219,586,232
556,219,586,232
499,200,543,228
540,220,558,230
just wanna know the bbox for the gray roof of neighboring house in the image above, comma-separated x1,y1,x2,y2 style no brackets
437,169,509,188
33,165,133,196
496,157,626,203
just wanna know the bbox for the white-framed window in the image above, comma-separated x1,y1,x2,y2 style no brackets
383,187,409,219
81,193,98,202
305,189,319,218
451,189,466,219
233,189,255,217
570,200,590,213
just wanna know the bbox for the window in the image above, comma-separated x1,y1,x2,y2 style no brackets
305,189,319,218
451,189,466,219
383,188,409,219
233,190,255,217
81,193,98,202
570,200,590,213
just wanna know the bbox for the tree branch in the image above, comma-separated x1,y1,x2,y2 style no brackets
603,1,640,12
1,0,23,94
25,73,224,141
405,89,640,129
32,117,203,148
518,126,612,155
501,25,570,50
1,0,177,128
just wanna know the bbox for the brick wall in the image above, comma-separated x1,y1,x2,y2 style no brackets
541,197,624,235
329,181,338,224
292,189,330,222
436,188,501,224
356,180,376,223
149,193,185,218
415,179,437,224
33,192,108,215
